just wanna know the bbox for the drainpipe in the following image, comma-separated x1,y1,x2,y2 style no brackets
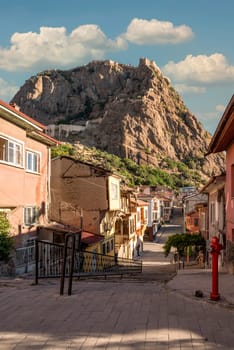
47,147,51,222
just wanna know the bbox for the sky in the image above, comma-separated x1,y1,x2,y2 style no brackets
0,0,234,135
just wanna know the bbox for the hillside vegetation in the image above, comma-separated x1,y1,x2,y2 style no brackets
51,143,205,189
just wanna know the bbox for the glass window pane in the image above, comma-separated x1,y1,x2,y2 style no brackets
33,154,37,172
27,152,32,170
8,142,14,163
0,138,7,161
26,151,40,172
15,144,21,165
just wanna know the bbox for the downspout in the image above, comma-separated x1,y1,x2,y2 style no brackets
47,147,51,223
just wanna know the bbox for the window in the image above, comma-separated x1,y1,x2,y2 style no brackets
111,182,118,200
0,136,23,166
106,241,110,253
24,206,37,226
26,151,40,173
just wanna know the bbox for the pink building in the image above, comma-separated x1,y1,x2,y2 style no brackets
207,95,234,273
0,100,58,247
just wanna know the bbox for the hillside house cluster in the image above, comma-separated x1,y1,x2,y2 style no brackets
0,100,174,266
4,94,234,275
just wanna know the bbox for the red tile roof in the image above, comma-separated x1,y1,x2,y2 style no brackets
0,99,45,129
0,99,60,145
81,231,104,245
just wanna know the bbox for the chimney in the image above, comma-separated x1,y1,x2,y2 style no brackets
10,102,20,111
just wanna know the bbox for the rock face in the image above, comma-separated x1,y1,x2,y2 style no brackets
11,58,224,179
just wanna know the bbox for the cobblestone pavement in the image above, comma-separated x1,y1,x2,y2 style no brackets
0,276,234,350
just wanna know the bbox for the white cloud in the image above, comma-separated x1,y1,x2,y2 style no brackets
123,18,194,45
0,19,194,72
163,53,234,83
215,104,225,113
196,104,226,133
0,77,18,101
0,25,127,71
174,83,206,94
201,111,218,121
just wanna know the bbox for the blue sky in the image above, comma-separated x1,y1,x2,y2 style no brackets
0,0,234,134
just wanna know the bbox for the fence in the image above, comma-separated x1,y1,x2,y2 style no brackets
35,240,142,283
15,243,36,274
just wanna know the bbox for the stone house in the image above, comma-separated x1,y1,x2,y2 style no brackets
0,99,58,247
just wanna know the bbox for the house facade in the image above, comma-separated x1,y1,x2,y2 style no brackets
201,174,226,268
206,95,234,273
49,156,122,255
0,100,58,247
137,187,162,241
184,192,208,235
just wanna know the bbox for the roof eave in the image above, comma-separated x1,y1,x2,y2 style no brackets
206,95,234,155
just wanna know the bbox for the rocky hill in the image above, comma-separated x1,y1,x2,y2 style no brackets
11,58,224,182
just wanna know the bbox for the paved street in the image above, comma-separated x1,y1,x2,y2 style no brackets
0,208,234,349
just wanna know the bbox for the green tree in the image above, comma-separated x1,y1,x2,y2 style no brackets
0,213,14,261
163,233,205,258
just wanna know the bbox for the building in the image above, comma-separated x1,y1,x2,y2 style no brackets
206,94,234,273
49,156,122,255
183,192,208,235
137,187,162,241
0,100,58,247
201,174,225,267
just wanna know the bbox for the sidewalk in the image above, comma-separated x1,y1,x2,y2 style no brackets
167,267,234,307
143,240,234,308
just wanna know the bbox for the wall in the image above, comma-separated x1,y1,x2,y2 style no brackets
0,117,49,241
226,143,234,242
50,158,110,233
225,143,234,272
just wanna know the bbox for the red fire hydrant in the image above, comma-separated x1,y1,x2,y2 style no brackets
210,236,223,301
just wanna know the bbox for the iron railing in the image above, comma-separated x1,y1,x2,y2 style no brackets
35,239,142,283
15,243,36,274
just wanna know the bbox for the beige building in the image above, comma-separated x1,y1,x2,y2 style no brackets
49,156,122,255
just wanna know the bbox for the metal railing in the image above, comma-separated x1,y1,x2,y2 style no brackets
15,243,36,274
35,240,142,283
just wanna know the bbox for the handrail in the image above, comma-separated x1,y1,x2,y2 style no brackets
35,239,142,286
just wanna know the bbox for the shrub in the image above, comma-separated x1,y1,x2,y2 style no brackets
51,144,75,158
0,213,14,261
163,233,205,258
